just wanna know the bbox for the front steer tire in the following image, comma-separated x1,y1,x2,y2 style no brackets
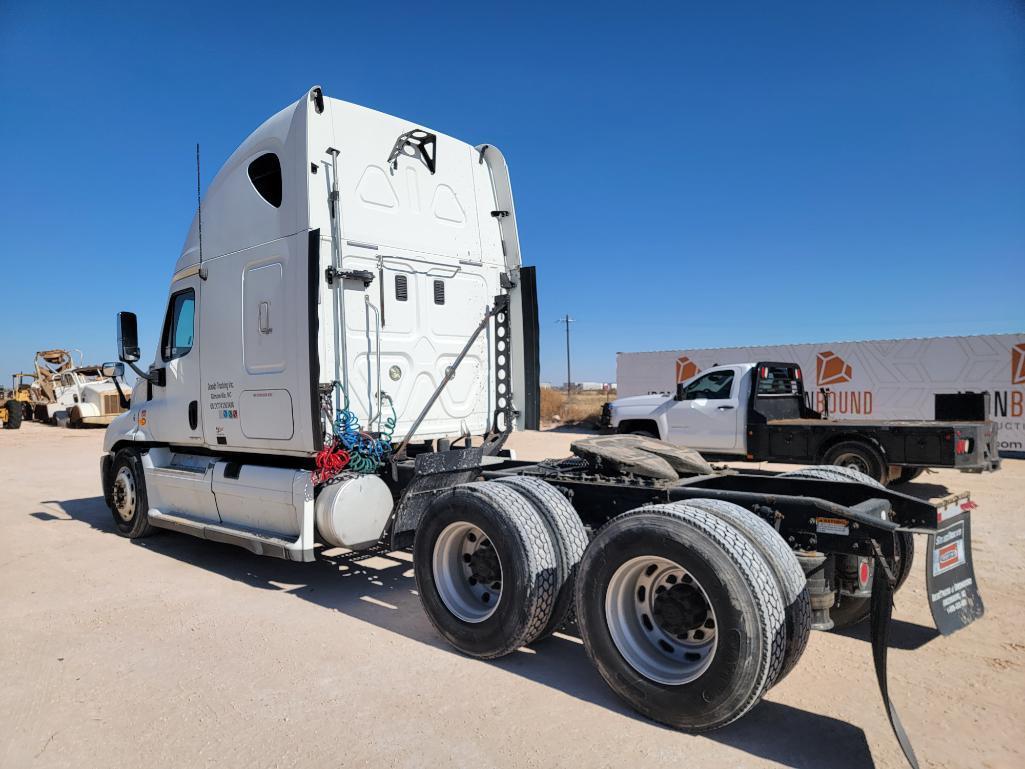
108,449,154,538
575,503,786,732
413,482,558,659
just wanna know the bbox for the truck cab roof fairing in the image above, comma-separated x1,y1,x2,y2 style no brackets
176,91,314,274
178,86,520,276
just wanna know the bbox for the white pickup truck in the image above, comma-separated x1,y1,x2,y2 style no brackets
606,361,1001,484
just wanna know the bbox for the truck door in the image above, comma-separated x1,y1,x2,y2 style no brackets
146,276,203,445
666,368,740,451
199,231,319,454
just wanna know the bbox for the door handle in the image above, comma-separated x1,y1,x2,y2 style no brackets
259,301,272,334
717,405,735,411
188,400,198,430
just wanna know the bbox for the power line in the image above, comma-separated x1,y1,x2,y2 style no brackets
556,315,575,400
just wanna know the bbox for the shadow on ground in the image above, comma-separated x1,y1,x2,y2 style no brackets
891,479,951,500
540,424,600,434
832,617,938,651
36,496,877,769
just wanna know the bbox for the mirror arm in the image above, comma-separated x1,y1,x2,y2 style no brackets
112,377,131,410
123,360,154,383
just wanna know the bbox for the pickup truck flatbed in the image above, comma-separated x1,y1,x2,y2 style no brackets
607,361,1001,484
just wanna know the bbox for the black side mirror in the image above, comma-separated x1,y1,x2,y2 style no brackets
117,312,140,363
675,382,686,401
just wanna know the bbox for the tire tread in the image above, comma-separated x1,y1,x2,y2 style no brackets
495,476,587,639
580,503,786,731
448,481,558,656
682,498,811,687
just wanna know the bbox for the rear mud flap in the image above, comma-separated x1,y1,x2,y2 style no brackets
870,557,919,769
869,510,985,769
925,511,984,636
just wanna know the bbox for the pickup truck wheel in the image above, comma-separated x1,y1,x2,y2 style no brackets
3,400,22,429
820,441,887,485
683,498,810,688
109,449,154,538
494,476,588,640
22,403,33,421
413,482,557,659
575,503,785,732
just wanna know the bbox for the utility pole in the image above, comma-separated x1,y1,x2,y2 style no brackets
556,315,574,401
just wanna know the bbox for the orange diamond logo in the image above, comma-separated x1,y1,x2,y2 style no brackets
1013,343,1025,385
675,356,700,383
816,351,853,386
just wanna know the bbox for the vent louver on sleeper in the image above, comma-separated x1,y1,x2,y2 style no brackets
395,274,408,301
433,280,445,305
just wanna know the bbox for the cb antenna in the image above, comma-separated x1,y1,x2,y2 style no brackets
196,143,204,264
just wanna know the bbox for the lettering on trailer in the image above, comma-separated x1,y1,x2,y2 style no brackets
992,344,1025,450
813,351,873,416
207,381,238,419
925,513,984,636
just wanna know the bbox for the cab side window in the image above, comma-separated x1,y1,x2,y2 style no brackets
161,289,196,361
683,370,734,400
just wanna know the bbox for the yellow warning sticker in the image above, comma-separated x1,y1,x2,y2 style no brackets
815,517,849,536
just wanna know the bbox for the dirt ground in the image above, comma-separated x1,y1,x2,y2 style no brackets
1,422,1022,769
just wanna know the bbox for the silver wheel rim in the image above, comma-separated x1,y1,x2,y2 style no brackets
832,453,871,475
112,466,136,522
605,556,717,685
432,522,503,623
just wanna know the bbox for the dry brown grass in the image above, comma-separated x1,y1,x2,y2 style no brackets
540,389,615,427
540,387,565,422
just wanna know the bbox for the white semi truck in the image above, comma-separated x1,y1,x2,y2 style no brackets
101,87,983,766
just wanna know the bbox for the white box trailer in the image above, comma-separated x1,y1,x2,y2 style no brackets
617,334,1025,457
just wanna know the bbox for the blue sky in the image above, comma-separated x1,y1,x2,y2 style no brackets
1,1,1022,385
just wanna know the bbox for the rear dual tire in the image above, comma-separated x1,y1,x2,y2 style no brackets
681,498,810,687
416,484,800,732
494,476,588,639
414,482,559,659
575,503,787,732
